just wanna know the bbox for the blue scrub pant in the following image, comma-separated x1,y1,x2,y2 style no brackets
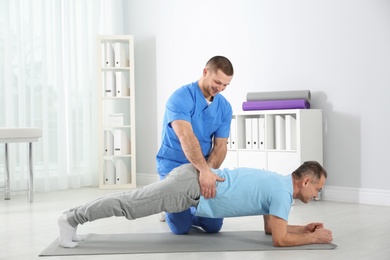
159,167,224,235
165,208,223,235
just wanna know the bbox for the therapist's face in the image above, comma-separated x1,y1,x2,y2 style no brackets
202,68,232,99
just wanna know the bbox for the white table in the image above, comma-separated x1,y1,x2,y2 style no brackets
0,128,42,202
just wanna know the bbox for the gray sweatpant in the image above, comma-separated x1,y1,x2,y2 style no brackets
66,164,201,227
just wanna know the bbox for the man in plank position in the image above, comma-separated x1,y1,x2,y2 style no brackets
58,161,333,248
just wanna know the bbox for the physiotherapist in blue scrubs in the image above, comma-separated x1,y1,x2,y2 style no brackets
156,56,234,234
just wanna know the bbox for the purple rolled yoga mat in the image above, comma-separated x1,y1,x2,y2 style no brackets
242,99,310,111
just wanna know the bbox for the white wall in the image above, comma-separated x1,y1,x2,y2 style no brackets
123,0,159,185
124,0,390,205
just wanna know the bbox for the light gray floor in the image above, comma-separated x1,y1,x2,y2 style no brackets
1,187,390,260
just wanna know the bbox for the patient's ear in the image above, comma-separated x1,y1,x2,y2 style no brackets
302,177,310,188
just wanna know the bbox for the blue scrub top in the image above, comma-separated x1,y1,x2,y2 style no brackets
156,81,232,176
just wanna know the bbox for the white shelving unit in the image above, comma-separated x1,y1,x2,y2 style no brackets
97,35,136,189
222,109,323,175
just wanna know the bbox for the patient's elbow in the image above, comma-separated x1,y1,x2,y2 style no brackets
272,237,287,247
264,225,272,235
272,240,283,247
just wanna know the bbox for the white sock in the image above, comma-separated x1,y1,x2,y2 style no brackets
61,209,84,241
72,226,84,241
58,214,78,248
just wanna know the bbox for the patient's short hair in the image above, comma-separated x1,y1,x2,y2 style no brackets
292,161,327,181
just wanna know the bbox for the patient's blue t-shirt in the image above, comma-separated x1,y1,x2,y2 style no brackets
156,81,232,176
195,168,293,221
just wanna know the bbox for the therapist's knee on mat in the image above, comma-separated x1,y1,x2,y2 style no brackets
165,211,193,235
165,211,224,235
196,217,223,233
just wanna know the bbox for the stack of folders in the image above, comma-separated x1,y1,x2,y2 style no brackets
244,117,266,150
272,115,297,150
242,115,297,151
104,129,130,185
104,159,130,185
104,115,131,156
104,114,131,184
104,71,129,97
102,42,130,97
102,42,129,68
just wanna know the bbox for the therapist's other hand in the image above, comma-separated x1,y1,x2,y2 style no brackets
199,169,225,199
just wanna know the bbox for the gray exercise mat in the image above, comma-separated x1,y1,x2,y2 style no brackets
40,230,337,256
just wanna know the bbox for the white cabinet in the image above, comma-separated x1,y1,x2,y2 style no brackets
97,35,136,188
221,109,323,175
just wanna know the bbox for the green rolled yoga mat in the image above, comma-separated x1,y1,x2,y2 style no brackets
40,230,337,256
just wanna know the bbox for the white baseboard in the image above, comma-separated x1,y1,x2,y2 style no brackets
136,172,159,187
322,185,390,207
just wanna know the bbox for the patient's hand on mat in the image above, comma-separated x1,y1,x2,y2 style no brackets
58,214,81,248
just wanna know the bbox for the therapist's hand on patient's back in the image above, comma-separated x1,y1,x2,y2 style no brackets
199,169,225,199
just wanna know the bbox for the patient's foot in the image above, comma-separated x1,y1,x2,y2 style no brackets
58,214,78,248
72,225,85,241
61,209,84,241
158,212,166,222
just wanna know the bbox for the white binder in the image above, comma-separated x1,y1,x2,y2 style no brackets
230,118,237,149
245,118,252,149
105,71,116,97
114,129,130,155
104,130,114,155
115,159,129,184
104,160,115,184
275,115,286,150
115,72,129,96
266,115,275,149
251,118,259,149
285,115,297,150
104,42,114,67
259,117,265,150
114,42,129,67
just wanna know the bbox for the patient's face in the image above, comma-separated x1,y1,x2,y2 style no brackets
299,175,325,203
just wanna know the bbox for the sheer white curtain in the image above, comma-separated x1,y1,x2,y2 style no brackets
0,0,122,192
